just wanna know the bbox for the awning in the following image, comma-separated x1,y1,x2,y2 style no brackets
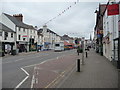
64,41,71,45
44,42,51,45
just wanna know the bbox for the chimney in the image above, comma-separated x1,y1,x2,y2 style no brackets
13,14,23,22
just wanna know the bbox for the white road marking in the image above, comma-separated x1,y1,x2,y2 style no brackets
31,75,35,88
24,55,66,68
15,58,24,62
21,68,29,76
3,54,49,64
2,61,12,64
35,78,38,84
14,68,29,89
31,67,35,88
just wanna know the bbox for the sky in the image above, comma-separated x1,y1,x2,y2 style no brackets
1,0,108,39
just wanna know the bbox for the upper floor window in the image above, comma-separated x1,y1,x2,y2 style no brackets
11,33,13,38
18,35,21,40
31,30,32,33
0,31,2,36
34,30,35,33
19,27,21,31
23,28,25,32
4,32,8,40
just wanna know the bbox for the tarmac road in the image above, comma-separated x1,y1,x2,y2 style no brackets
2,49,76,89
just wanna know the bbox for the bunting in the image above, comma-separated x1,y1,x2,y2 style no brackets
44,0,79,25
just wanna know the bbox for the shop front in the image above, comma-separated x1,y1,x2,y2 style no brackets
44,42,51,50
112,38,118,67
2,42,15,55
17,41,28,53
29,38,37,51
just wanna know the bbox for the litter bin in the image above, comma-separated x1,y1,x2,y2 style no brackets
11,50,16,55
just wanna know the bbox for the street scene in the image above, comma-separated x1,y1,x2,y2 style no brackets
0,0,120,89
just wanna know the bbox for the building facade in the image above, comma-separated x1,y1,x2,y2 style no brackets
103,2,119,61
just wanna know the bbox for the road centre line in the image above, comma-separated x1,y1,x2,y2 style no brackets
14,68,29,89
23,55,64,68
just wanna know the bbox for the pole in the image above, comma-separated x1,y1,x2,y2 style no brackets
82,37,84,65
86,51,88,58
117,36,120,89
118,31,120,69
77,59,80,72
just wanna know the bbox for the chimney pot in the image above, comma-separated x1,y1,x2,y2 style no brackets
13,14,23,22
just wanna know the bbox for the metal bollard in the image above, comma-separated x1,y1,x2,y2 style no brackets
86,52,88,58
77,59,80,72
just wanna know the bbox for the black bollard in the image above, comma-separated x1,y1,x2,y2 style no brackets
77,59,80,72
86,52,88,58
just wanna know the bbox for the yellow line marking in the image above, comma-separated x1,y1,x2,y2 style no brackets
45,63,76,88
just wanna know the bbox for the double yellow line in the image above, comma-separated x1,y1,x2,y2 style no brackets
45,63,75,88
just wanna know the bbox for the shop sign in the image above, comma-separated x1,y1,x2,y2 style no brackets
107,4,119,16
22,35,28,37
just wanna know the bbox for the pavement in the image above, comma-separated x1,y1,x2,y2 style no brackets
2,50,52,58
57,49,118,88
32,49,118,88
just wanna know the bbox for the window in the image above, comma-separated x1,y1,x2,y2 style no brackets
4,32,8,40
19,27,21,31
18,35,21,40
23,38,26,41
34,30,35,33
11,33,13,38
31,30,32,33
55,44,60,47
23,28,25,32
0,31,2,36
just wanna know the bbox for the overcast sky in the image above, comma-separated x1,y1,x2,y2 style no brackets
1,1,108,39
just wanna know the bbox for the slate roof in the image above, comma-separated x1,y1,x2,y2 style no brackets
0,22,15,32
38,28,57,35
3,13,35,29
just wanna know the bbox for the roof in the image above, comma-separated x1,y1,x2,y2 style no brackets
38,28,57,35
0,22,15,32
94,4,106,31
3,13,36,29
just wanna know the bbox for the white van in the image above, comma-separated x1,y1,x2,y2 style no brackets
54,42,64,52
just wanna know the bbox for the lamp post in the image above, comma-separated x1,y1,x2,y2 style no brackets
118,19,120,89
